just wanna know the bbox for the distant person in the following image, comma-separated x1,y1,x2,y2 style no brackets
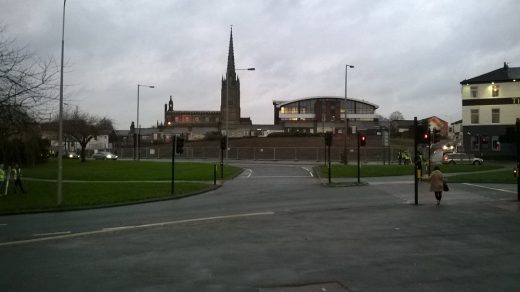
430,166,445,206
0,164,5,194
12,164,26,194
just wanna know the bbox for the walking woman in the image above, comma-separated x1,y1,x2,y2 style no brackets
430,166,445,205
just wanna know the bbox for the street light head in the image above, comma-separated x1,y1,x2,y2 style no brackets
347,65,355,68
247,68,255,71
149,86,155,88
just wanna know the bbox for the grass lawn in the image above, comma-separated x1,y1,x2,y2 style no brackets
318,163,504,178
448,170,518,184
0,160,242,214
23,160,241,181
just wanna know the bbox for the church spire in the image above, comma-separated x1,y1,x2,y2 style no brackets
227,26,236,77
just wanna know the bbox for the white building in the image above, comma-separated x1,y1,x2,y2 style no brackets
460,62,520,158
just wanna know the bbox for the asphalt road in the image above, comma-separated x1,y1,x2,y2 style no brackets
1,162,519,291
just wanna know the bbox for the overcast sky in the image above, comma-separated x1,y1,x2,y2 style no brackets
2,0,519,129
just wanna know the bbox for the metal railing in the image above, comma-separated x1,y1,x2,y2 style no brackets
115,146,398,164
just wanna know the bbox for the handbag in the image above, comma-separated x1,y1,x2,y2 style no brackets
443,181,449,192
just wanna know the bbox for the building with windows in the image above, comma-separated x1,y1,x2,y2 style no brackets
273,96,379,134
161,28,253,140
460,62,520,158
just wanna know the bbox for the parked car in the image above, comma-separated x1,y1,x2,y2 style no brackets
63,152,80,159
92,151,118,160
442,153,483,165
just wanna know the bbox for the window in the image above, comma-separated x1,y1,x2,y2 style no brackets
492,85,499,97
491,109,500,123
470,86,478,98
470,109,479,124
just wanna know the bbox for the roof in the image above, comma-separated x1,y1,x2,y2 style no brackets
460,62,520,84
273,96,379,109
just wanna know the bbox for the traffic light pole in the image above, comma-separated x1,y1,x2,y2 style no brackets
357,132,361,183
516,118,520,201
428,130,431,176
171,135,176,195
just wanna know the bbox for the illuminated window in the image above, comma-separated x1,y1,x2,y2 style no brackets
492,85,499,97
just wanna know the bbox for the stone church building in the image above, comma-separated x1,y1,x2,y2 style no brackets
162,28,253,140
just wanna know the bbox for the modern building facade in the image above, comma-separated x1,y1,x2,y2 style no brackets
162,28,252,140
273,96,379,134
460,62,520,158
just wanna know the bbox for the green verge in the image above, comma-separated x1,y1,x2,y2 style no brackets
318,164,504,178
23,160,241,181
447,170,517,184
0,160,242,214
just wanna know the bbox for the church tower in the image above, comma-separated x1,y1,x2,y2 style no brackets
220,27,241,128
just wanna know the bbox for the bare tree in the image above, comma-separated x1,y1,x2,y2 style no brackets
0,27,59,163
389,111,405,121
61,108,114,162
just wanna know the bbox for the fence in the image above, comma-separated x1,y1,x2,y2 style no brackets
115,146,399,164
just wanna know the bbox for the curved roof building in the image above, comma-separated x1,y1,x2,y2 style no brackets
273,96,379,134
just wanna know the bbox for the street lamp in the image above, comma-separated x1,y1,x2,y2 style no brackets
225,67,255,160
136,84,155,160
344,64,354,165
57,0,67,205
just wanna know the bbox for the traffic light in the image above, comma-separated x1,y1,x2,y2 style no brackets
433,128,441,144
415,124,426,143
175,136,184,154
423,130,430,144
324,132,333,146
359,134,367,146
220,136,227,150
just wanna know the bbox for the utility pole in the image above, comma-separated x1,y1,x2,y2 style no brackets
414,117,419,205
516,118,520,201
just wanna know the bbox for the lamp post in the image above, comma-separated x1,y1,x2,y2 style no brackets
136,84,155,160
57,0,67,205
225,67,255,160
344,64,354,165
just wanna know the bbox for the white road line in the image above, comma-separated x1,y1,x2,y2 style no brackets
0,224,7,226
462,183,515,194
302,167,314,177
251,176,310,178
245,169,253,178
33,231,71,237
0,212,275,247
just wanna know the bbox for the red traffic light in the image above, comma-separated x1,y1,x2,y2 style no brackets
359,134,367,146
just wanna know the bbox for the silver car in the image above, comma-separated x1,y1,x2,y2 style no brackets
92,151,118,160
442,153,483,165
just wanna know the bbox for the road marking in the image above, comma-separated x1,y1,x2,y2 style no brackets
251,176,311,178
33,231,71,237
462,183,515,194
0,212,275,247
244,169,253,178
0,224,7,226
302,167,314,177
369,181,414,185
